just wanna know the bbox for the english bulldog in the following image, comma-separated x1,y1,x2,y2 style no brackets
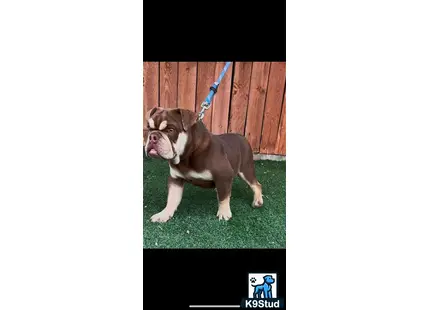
144,107,263,223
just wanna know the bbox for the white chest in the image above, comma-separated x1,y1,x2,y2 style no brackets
169,166,213,181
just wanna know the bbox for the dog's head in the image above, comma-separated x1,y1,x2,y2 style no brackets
263,275,275,284
144,107,198,163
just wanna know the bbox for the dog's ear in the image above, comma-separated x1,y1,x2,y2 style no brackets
145,106,163,120
173,108,198,131
180,109,199,131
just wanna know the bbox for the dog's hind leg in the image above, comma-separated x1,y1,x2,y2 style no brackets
238,143,263,207
239,170,263,207
253,289,260,299
238,164,263,208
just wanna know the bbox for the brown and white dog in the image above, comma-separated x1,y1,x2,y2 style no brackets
144,107,263,223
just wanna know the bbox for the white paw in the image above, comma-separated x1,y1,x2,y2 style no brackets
253,196,263,207
216,208,232,221
150,210,173,223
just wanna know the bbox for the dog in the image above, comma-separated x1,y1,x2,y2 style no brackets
144,106,263,222
252,275,275,299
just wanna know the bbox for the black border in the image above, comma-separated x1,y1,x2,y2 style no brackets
143,1,286,308
144,249,286,308
143,1,286,62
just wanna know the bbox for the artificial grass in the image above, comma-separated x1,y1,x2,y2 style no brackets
143,156,286,249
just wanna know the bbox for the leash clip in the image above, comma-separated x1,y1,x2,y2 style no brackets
198,101,210,121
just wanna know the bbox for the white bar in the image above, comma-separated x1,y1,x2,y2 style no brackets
189,306,240,308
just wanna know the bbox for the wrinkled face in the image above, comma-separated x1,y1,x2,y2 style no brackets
144,107,198,164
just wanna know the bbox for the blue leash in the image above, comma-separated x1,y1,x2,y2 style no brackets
198,62,232,121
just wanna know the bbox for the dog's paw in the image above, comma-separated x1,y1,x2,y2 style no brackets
216,208,232,221
150,211,173,223
253,196,263,207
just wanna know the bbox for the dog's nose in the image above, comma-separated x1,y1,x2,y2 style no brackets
149,133,158,143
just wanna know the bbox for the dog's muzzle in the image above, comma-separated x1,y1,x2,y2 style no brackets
146,131,177,160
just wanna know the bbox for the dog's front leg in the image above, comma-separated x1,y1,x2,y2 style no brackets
214,175,233,221
150,176,184,223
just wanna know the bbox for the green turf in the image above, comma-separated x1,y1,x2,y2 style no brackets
143,156,286,249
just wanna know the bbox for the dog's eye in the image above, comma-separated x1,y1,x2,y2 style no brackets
167,128,174,133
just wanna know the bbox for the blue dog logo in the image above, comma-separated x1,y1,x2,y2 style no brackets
243,273,283,308
250,274,275,299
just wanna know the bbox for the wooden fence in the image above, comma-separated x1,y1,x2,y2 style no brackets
143,62,286,155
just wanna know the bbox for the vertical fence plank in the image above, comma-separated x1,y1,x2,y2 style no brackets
159,62,178,109
143,62,159,116
245,62,271,152
275,90,286,155
228,62,253,135
143,62,145,123
143,63,146,144
196,62,217,131
143,62,159,144
211,62,233,134
177,62,197,111
259,62,286,154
